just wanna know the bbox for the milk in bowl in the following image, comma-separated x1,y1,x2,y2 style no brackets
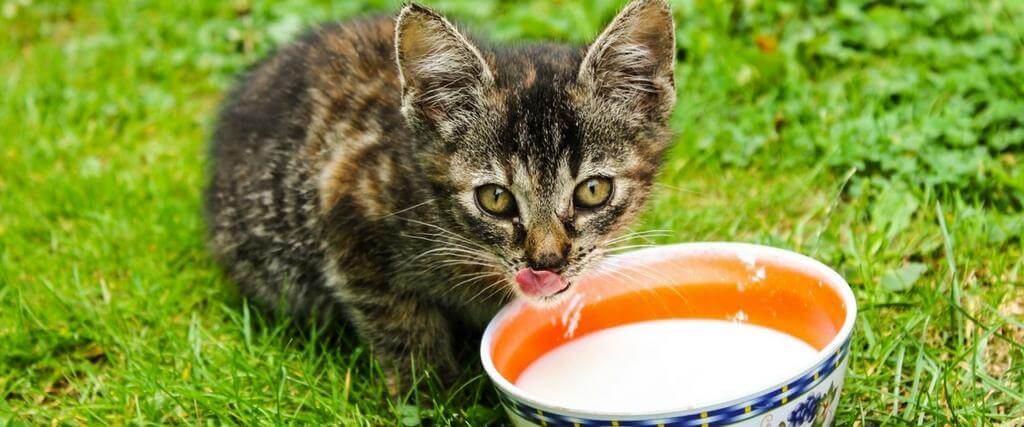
480,243,856,426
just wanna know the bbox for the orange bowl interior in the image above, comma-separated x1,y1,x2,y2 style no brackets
490,249,849,384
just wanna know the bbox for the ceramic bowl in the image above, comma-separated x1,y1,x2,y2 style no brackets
480,243,857,427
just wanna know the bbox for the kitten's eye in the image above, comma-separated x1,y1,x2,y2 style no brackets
573,177,613,209
475,184,517,218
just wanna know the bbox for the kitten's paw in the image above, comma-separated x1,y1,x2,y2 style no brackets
385,371,402,397
379,354,461,396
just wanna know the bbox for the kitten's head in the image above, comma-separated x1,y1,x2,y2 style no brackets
395,0,676,304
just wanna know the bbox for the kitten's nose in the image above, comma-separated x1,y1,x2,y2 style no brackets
528,251,568,273
525,223,571,273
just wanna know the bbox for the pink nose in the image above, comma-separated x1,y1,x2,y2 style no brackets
514,269,568,297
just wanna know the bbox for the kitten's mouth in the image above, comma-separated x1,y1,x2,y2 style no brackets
514,268,570,298
550,282,572,296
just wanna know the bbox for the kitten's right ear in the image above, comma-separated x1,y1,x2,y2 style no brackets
395,3,494,127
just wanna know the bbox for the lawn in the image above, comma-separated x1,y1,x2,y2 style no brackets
2,0,1023,424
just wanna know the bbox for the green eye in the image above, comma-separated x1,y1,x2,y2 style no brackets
475,184,517,217
573,177,613,209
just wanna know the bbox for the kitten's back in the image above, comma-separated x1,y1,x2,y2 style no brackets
204,16,407,321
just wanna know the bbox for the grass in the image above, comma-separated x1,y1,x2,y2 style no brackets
1,0,1022,424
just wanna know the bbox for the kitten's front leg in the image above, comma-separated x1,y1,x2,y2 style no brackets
342,283,458,391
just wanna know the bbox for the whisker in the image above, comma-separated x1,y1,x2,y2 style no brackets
593,258,671,307
603,229,672,246
602,242,659,252
601,257,672,284
439,270,505,299
405,245,492,262
403,248,495,270
625,228,673,235
376,198,435,219
481,279,513,303
401,234,485,254
607,229,672,239
601,258,695,312
467,277,508,305
405,244,485,258
393,216,490,251
599,265,674,314
399,234,504,270
431,259,500,269
420,259,498,275
654,182,702,195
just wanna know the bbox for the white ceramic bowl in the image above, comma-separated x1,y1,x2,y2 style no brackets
481,243,857,427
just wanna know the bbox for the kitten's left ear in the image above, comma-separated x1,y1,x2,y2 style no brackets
395,3,494,128
578,0,676,120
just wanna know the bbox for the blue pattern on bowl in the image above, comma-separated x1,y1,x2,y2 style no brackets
497,338,851,427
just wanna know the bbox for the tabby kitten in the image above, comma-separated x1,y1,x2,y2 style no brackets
205,0,677,385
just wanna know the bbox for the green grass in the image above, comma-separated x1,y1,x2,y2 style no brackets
2,0,1023,424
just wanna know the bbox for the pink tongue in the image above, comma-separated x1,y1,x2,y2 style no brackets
515,269,567,297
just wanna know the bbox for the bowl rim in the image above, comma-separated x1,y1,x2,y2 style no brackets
479,242,858,418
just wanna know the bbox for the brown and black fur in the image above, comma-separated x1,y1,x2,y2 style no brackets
205,0,677,385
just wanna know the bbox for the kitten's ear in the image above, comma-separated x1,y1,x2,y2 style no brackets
578,0,676,120
395,3,494,126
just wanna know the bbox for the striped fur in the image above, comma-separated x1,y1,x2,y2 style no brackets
204,0,677,386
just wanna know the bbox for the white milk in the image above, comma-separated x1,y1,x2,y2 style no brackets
514,319,818,413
